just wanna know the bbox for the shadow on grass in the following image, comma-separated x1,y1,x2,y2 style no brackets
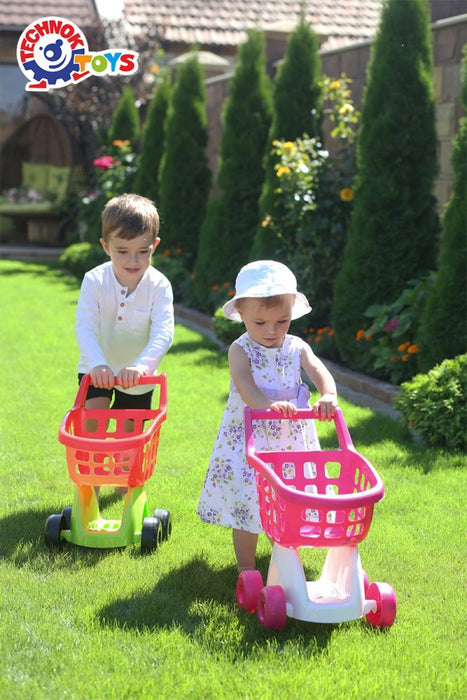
98,554,335,657
0,489,130,569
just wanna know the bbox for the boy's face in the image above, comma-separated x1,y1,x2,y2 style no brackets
100,231,159,291
236,296,294,348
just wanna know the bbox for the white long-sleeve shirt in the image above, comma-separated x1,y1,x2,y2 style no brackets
76,261,174,394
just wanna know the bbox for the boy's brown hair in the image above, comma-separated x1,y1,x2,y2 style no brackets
101,193,160,242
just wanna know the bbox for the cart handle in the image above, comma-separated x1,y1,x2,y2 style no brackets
73,372,167,411
244,406,354,454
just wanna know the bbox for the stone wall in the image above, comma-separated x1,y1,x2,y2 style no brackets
205,14,467,212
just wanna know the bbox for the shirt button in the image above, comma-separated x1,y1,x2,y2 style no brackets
117,316,123,321
120,302,125,307
121,290,125,295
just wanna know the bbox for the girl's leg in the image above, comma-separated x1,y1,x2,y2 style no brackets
233,529,258,571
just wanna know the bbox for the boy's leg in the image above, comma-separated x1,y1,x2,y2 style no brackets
233,529,258,572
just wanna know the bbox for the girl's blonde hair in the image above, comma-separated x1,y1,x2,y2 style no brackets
101,193,160,242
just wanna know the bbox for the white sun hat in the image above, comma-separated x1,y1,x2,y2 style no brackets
223,260,311,322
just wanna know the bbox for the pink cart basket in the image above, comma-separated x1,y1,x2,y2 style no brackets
236,407,397,631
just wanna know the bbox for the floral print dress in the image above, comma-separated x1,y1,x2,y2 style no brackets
197,332,320,533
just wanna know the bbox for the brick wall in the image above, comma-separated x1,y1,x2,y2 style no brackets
205,14,467,213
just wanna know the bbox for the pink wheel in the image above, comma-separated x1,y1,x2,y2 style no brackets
366,581,397,628
256,585,287,630
236,570,264,613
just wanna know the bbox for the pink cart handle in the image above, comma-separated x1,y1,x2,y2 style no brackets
73,373,167,412
244,406,355,455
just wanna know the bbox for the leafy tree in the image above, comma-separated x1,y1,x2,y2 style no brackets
158,54,211,267
133,70,171,205
332,0,440,369
193,30,272,308
108,85,140,147
251,17,322,259
417,45,467,371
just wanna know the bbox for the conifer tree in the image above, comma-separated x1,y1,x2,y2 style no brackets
193,30,272,307
417,45,467,370
108,85,140,147
332,0,440,369
133,71,171,206
251,17,322,259
158,55,211,267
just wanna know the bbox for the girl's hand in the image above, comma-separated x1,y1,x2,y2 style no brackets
117,367,142,389
90,365,114,389
312,393,338,421
270,400,298,418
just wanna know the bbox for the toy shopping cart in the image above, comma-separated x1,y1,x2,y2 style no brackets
236,407,397,630
45,373,171,554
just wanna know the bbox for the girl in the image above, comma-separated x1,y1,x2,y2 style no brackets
197,260,338,571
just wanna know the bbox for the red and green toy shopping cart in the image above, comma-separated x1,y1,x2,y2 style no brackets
236,407,397,630
45,373,171,554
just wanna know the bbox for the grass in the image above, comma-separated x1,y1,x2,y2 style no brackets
0,259,465,699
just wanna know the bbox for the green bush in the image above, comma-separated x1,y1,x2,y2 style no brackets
158,54,211,268
332,0,440,370
213,307,243,345
417,45,467,371
60,242,107,279
108,85,140,147
252,17,322,259
394,354,467,451
155,248,195,306
194,30,272,302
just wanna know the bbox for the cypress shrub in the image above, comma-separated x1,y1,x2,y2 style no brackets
158,55,211,267
332,0,440,370
108,85,140,147
133,71,171,206
252,17,322,259
417,45,467,371
193,30,272,307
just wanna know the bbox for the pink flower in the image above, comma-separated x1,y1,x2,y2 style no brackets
93,155,115,171
384,317,399,331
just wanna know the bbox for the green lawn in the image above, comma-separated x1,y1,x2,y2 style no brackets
0,260,465,699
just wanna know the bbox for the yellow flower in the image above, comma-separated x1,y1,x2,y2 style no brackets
261,216,271,228
283,141,296,153
112,139,130,148
150,63,160,74
339,103,354,115
330,80,341,90
276,166,291,178
340,187,354,202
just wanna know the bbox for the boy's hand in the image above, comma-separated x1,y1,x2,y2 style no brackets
270,400,298,418
312,393,338,421
117,367,142,389
90,365,114,389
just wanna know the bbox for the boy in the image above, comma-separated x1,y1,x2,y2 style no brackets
76,193,174,413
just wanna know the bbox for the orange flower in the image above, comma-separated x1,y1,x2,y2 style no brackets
398,341,410,351
228,290,235,297
402,354,409,362
408,344,419,354
112,139,130,148
340,187,354,202
328,329,335,337
212,284,219,291
162,249,170,258
356,329,365,341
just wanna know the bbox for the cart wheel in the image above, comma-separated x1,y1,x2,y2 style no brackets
236,570,264,613
61,507,72,530
141,516,162,554
366,581,397,628
44,513,66,548
256,585,287,630
153,509,172,541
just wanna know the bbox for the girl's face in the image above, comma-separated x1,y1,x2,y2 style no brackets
237,296,294,348
100,231,159,292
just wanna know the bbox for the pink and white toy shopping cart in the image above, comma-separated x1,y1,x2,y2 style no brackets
236,407,397,631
